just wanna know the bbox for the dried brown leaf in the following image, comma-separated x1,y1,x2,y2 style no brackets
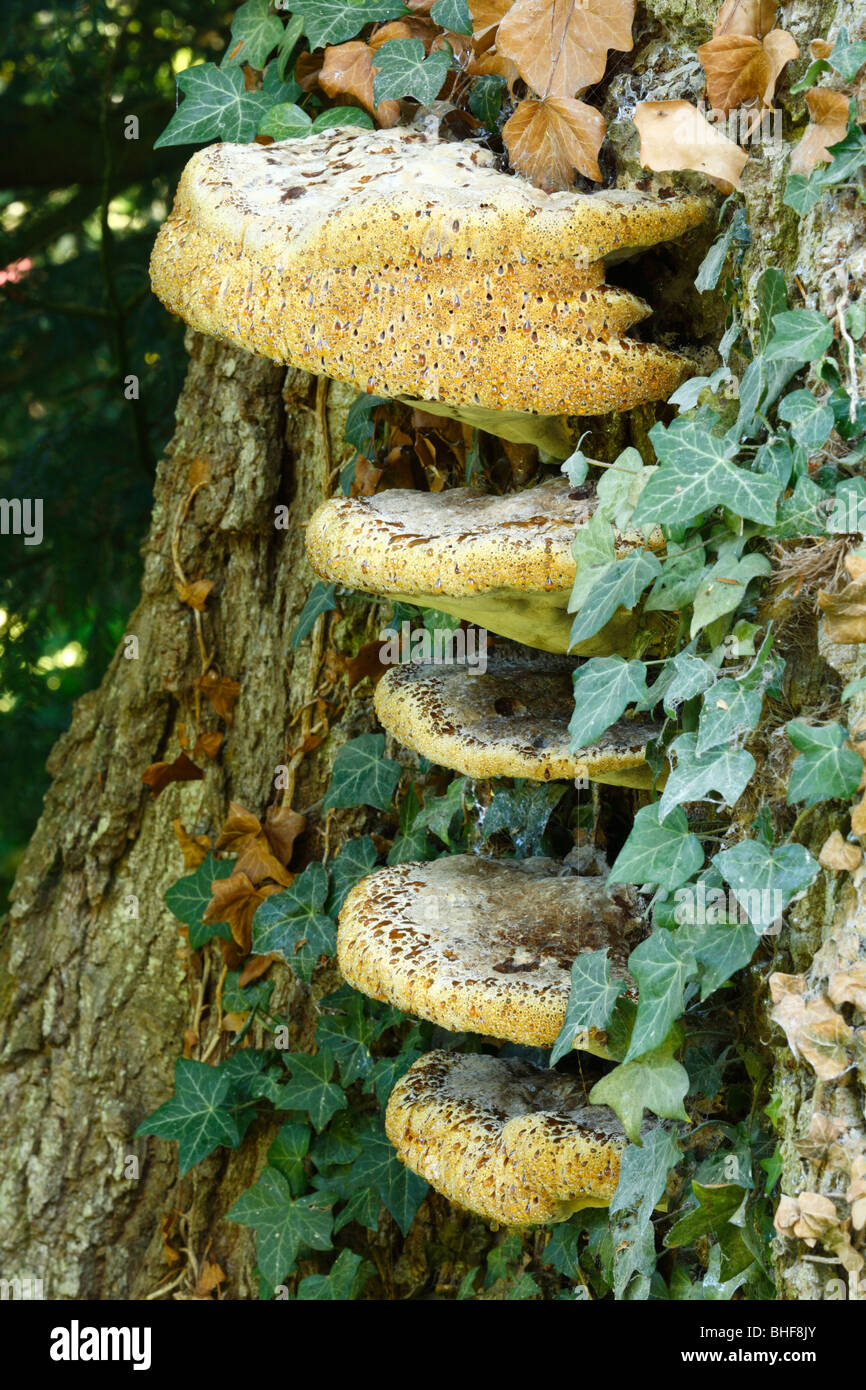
634,99,748,190
202,871,265,954
238,953,279,988
264,805,306,865
828,962,866,1013
761,30,799,103
319,41,401,126
214,802,263,854
235,837,293,888
497,0,635,99
504,97,604,189
197,670,242,723
172,818,211,869
770,972,854,1079
194,730,224,760
853,793,866,837
817,580,866,644
714,0,777,39
469,50,521,92
468,0,512,41
187,457,211,488
141,751,204,798
175,578,214,611
819,829,863,872
698,34,769,113
790,88,851,176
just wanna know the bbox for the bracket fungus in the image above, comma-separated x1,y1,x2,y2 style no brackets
150,127,707,450
337,855,644,1057
385,1051,645,1226
306,476,663,655
373,644,661,787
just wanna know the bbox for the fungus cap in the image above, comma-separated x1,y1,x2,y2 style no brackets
337,855,645,1056
373,644,661,787
385,1050,643,1225
306,477,663,654
150,127,707,427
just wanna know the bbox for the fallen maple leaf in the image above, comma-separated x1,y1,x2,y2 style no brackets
504,97,605,188
790,88,851,176
175,578,214,611
497,0,635,100
634,99,749,190
172,818,212,869
818,579,866,644
197,670,242,723
142,751,204,798
319,41,400,125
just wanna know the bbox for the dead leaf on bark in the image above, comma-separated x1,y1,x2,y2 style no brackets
809,38,832,60
193,730,224,760
790,89,851,177
769,972,854,1079
504,97,605,188
203,871,266,954
193,1259,226,1298
369,18,438,49
829,962,866,1014
235,837,293,888
819,829,863,872
497,0,635,100
264,805,306,865
142,751,204,798
699,35,769,113
187,457,211,488
175,578,214,611
761,29,799,101
172,818,212,869
319,41,401,125
818,580,866,644
340,638,389,690
295,50,325,91
713,0,777,38
197,670,242,723
214,802,262,854
853,792,866,837
634,99,748,190
238,953,279,988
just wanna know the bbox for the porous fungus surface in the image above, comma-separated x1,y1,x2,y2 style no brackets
385,1050,637,1225
150,126,706,417
337,855,645,1055
373,644,661,785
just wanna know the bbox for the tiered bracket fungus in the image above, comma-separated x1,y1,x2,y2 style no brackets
385,1051,644,1225
149,126,707,448
373,644,661,787
337,856,644,1057
305,477,663,655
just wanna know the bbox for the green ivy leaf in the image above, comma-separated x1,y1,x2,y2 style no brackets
296,1248,373,1300
568,550,661,649
164,853,235,948
644,541,706,613
276,12,304,81
468,73,504,126
783,173,825,216
312,106,375,131
226,0,284,68
292,581,337,650
757,267,788,351
830,26,866,81
258,101,312,139
778,389,835,450
660,653,717,716
608,804,704,892
290,0,409,49
550,950,627,1066
155,63,270,147
228,1167,334,1287
713,839,819,934
696,678,763,755
786,720,863,805
569,658,649,748
625,931,698,1060
765,309,834,362
775,476,829,538
268,1121,311,1195
658,732,755,823
136,1058,241,1174
589,1027,690,1144
315,991,380,1085
633,413,781,526
596,448,656,531
610,1126,682,1230
480,780,566,855
350,1119,428,1234
323,733,402,812
664,1181,746,1249
678,915,761,1000
252,863,335,981
326,835,379,915
690,553,771,639
372,39,453,104
568,508,616,611
430,0,473,33
277,1049,348,1132
412,776,467,847
365,1046,424,1105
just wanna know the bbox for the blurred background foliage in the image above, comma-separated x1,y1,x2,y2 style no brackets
0,0,233,905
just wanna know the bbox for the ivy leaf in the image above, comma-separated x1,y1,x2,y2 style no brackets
633,413,782,526
252,863,335,981
315,992,379,1085
610,1126,682,1230
430,0,473,34
830,27,866,82
226,0,284,68
589,1028,690,1144
783,173,825,216
228,1168,333,1287
690,553,771,638
786,720,863,805
164,853,235,948
468,74,505,127
777,389,835,450
292,581,337,651
757,267,788,352
277,1049,347,1132
595,448,656,531
608,804,704,892
155,63,270,148
678,916,761,1000
351,1119,428,1234
372,39,453,105
736,353,799,437
568,550,661,649
765,310,834,362
644,541,706,613
290,0,409,49
365,1046,424,1106
258,101,313,140
659,653,717,716
267,1121,311,1195
412,777,467,848
567,509,616,612
664,1181,746,1249
550,950,627,1066
276,12,304,81
658,732,755,823
625,931,698,1060
569,658,649,748
323,733,402,812
136,1058,241,1175
561,441,590,487
775,476,828,538
296,1248,373,1300
696,678,763,755
480,781,566,855
713,839,819,934
753,436,794,487
326,835,379,915
313,105,375,131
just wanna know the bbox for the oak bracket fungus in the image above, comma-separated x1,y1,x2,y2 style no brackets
373,643,662,787
385,1050,656,1226
306,475,664,655
150,127,708,450
338,855,645,1057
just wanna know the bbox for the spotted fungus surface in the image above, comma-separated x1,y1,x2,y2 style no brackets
337,855,644,1056
306,476,663,654
373,643,661,787
385,1050,644,1225
150,127,707,440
